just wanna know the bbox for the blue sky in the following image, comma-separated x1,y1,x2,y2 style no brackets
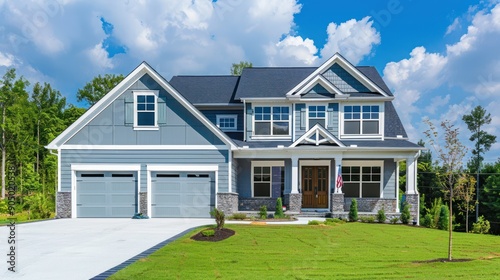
0,0,499,163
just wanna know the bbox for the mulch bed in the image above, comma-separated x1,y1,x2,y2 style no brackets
191,228,235,242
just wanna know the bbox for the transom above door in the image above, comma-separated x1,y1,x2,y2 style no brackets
301,166,329,208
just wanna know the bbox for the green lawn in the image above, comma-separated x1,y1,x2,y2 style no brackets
110,223,500,279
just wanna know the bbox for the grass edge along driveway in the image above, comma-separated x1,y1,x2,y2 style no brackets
110,223,500,279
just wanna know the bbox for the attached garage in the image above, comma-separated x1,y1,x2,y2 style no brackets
150,172,215,218
76,171,138,218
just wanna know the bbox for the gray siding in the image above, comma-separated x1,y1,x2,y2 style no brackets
295,103,306,139
60,149,229,193
231,157,238,193
200,109,244,131
302,84,332,98
383,159,397,198
67,74,224,146
323,64,370,92
328,103,339,136
245,103,252,141
236,159,251,197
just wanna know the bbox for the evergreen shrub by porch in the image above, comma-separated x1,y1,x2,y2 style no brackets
349,199,358,222
201,229,215,237
210,208,225,230
400,202,411,224
377,208,386,223
230,213,247,220
274,197,284,218
360,216,375,223
259,205,267,219
471,216,490,234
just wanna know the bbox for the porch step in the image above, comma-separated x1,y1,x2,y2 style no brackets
296,210,331,218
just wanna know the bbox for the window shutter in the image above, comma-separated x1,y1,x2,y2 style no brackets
124,96,134,126
157,96,167,125
327,107,334,128
300,108,306,129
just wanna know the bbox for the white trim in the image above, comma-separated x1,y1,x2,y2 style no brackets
340,102,384,139
251,161,285,198
59,145,227,150
46,62,236,150
342,160,384,198
299,160,331,209
146,164,219,218
228,151,233,193
133,90,159,130
286,53,391,97
290,124,345,147
70,164,141,218
297,75,345,96
57,149,61,192
216,114,238,131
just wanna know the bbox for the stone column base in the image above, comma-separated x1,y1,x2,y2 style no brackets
330,193,344,212
405,193,420,225
284,193,302,213
139,192,148,215
56,192,71,218
217,193,238,215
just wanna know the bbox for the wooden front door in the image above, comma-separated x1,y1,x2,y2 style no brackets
302,166,329,208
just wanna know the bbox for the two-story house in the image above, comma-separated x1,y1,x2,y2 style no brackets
47,53,422,221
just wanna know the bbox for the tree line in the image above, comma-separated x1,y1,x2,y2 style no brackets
0,68,122,219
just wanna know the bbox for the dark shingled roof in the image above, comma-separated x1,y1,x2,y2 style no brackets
384,101,407,138
169,75,240,104
356,66,393,96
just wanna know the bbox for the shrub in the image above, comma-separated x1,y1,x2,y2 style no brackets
390,217,399,224
230,213,247,220
349,199,358,222
437,205,449,231
377,208,386,223
201,229,215,237
400,202,411,224
471,216,490,234
308,220,321,225
360,216,376,223
274,198,284,218
422,213,433,228
259,205,268,220
209,208,225,230
325,218,345,225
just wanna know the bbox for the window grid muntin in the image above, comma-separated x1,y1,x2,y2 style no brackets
136,94,156,126
344,105,380,135
254,106,290,136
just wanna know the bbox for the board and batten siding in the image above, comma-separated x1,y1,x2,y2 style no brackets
60,149,230,193
66,73,225,146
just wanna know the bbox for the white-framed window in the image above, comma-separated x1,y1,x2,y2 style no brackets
251,161,285,198
134,91,158,129
342,161,383,198
344,105,379,135
308,105,327,129
253,106,290,136
216,115,237,131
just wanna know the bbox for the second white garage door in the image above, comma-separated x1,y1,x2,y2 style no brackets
151,172,215,218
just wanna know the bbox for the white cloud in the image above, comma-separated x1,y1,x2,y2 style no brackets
0,52,15,67
445,18,461,35
425,94,450,114
87,43,113,69
320,16,380,64
267,35,318,66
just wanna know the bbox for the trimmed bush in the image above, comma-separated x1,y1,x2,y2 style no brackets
437,205,449,231
325,218,345,225
471,216,490,234
308,220,321,225
210,208,225,230
230,213,247,220
390,217,399,224
400,203,411,224
201,229,215,237
377,208,386,223
274,197,284,218
259,205,268,220
360,216,376,223
349,199,358,222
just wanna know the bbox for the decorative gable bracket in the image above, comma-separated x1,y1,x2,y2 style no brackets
290,124,346,147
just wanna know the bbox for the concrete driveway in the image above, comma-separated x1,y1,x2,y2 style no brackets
0,218,212,280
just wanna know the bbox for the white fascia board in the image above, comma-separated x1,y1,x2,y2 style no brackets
233,147,422,159
60,145,227,150
343,96,394,101
146,164,219,172
240,98,288,102
71,164,141,171
285,53,391,97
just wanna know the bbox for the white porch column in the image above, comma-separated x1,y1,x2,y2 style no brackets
334,156,343,194
406,156,418,195
291,156,299,194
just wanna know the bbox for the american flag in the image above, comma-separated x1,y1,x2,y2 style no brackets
336,165,343,189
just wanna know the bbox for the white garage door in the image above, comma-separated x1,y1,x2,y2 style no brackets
76,172,137,218
151,172,215,218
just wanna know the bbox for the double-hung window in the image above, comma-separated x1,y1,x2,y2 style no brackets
134,91,158,128
344,105,379,135
308,105,326,129
252,161,285,198
254,106,290,136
